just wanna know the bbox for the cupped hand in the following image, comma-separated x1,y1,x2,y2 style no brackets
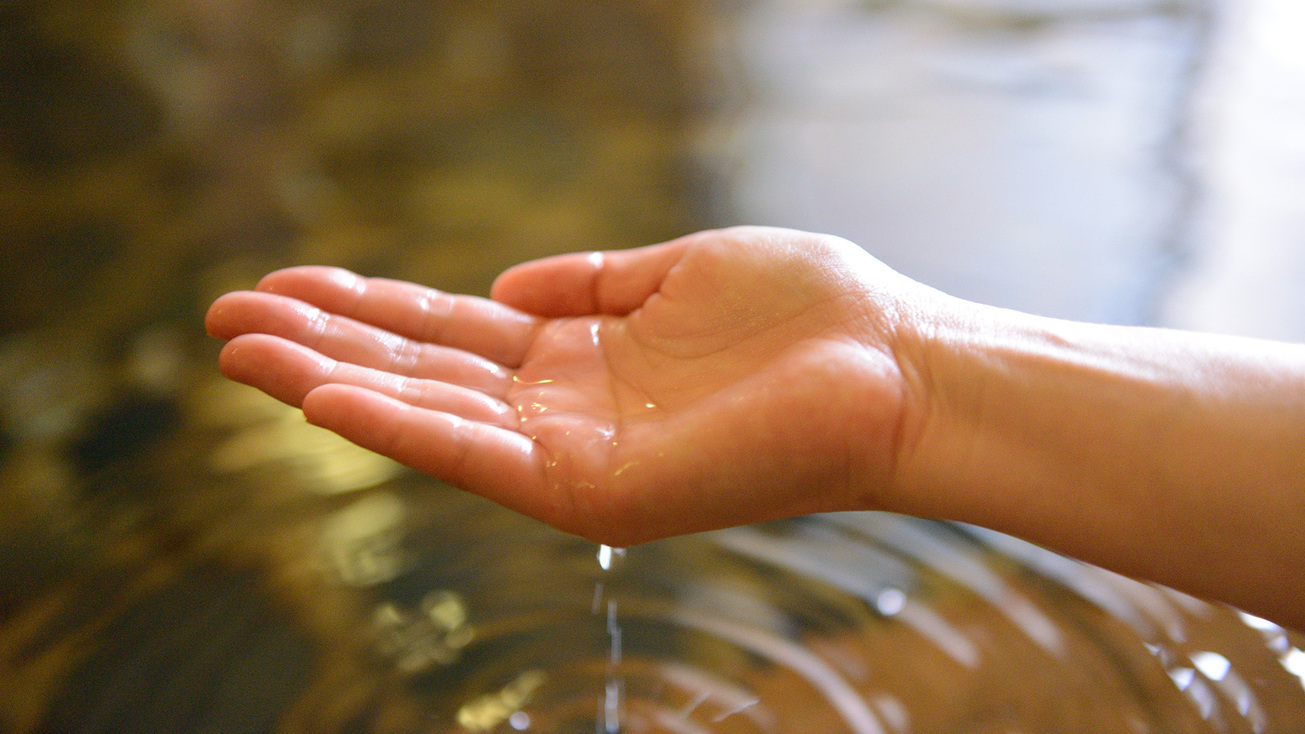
205,227,916,545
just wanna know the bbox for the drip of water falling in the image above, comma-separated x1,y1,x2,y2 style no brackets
598,544,625,572
597,544,626,733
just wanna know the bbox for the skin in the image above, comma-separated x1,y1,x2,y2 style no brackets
206,226,1305,630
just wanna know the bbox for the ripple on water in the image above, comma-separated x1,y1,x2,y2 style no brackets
395,509,1305,734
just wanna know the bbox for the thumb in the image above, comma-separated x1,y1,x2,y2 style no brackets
490,236,692,317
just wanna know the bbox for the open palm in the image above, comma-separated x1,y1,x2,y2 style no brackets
206,227,910,545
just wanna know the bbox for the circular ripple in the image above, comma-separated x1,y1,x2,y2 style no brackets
393,501,1305,733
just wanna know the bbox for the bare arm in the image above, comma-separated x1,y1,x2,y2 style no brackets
206,226,1305,629
890,305,1305,628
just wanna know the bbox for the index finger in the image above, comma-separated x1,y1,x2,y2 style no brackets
256,267,541,368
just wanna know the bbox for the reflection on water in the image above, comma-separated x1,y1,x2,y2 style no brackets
3,0,1305,732
398,502,1305,733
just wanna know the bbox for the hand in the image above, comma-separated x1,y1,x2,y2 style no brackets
205,227,914,545
206,224,1305,627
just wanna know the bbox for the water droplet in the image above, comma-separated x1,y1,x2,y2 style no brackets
607,600,622,666
603,678,622,733
597,544,626,572
512,375,554,385
874,588,906,617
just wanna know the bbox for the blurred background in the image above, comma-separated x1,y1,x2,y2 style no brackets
4,0,1305,732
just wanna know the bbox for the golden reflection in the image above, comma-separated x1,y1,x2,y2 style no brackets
371,590,475,674
188,377,293,429
203,381,403,494
456,669,548,732
322,492,407,586
1,0,725,728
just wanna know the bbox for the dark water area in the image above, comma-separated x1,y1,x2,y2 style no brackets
3,0,1305,732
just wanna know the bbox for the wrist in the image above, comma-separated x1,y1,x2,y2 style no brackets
832,262,973,518
854,290,1005,519
886,302,1139,525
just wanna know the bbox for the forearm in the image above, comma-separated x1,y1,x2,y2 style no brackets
890,301,1305,628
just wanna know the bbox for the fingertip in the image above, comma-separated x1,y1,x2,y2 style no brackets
299,382,332,423
217,334,326,407
302,383,382,426
256,265,363,296
301,383,341,431
203,289,257,339
215,337,241,371
215,338,267,396
204,292,244,339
